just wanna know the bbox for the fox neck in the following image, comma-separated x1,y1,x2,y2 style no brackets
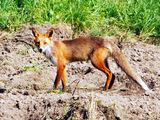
43,45,57,65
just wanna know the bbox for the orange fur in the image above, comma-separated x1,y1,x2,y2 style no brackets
31,28,150,92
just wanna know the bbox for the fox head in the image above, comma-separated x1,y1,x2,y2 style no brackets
32,27,54,53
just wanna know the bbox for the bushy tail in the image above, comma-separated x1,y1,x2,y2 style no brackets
109,42,150,91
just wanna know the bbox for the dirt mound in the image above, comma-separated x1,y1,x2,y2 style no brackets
0,24,160,119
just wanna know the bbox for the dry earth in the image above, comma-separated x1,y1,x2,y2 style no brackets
0,23,160,120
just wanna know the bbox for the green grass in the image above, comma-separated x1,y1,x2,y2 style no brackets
0,0,159,45
23,61,41,72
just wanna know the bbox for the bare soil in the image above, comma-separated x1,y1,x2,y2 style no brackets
0,23,160,120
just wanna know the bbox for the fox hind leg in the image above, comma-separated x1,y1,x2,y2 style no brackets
90,47,115,90
108,74,115,89
61,68,67,92
105,60,116,89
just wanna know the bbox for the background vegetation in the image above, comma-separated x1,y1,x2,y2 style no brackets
0,0,159,45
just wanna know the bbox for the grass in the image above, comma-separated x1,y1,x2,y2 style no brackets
0,0,159,45
83,84,94,89
23,61,41,72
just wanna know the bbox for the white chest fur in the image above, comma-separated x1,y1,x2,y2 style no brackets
43,46,57,65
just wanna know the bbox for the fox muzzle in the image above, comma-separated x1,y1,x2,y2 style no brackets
38,48,43,53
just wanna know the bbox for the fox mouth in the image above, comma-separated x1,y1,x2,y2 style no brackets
40,46,53,57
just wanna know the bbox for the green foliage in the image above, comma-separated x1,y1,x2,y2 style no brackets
97,100,102,107
23,61,41,72
83,84,93,89
52,90,64,94
0,0,159,44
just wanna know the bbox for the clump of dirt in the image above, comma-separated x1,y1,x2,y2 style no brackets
0,23,160,120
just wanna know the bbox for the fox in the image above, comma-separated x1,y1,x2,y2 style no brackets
31,27,151,93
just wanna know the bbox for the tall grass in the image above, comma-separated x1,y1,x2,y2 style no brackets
0,0,159,44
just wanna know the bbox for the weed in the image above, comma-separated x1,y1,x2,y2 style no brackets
88,92,96,120
2,79,8,85
0,0,159,44
42,81,46,88
19,49,28,56
83,84,93,89
97,100,102,107
23,61,41,72
51,90,64,94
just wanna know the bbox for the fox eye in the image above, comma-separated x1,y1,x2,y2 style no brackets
36,42,40,45
44,42,47,44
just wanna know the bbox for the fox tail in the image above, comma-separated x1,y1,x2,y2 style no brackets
107,41,150,91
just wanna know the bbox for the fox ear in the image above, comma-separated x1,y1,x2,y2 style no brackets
45,27,54,38
32,28,40,37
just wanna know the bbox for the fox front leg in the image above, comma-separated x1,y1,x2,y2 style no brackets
54,63,66,91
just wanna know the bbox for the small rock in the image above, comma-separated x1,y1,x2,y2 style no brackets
139,105,143,109
16,101,20,109
29,90,35,96
23,90,29,95
33,82,43,91
11,89,17,95
17,90,23,94
57,99,65,104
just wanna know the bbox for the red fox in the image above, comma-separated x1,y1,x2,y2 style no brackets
32,27,151,92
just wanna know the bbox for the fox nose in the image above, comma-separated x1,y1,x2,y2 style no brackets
39,48,43,53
